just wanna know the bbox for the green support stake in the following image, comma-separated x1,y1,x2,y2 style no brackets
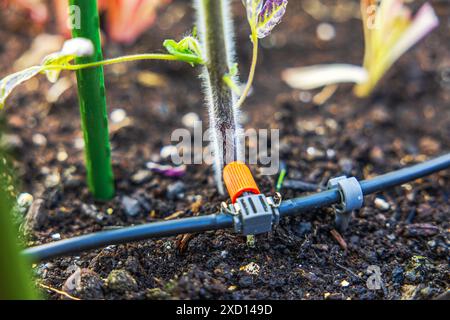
70,0,114,200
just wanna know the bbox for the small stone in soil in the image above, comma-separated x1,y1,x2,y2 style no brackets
131,170,152,184
340,280,350,287
166,181,186,200
51,233,61,240
17,193,33,214
32,133,47,147
63,268,104,299
316,22,336,41
121,196,141,217
392,266,404,284
81,203,104,223
403,223,439,238
181,112,200,128
44,171,61,188
110,109,127,123
24,199,46,231
306,146,325,161
106,269,138,292
374,197,390,211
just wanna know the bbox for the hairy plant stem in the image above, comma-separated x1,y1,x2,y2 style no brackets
196,0,241,194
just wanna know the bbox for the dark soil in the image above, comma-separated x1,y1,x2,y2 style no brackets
1,0,449,300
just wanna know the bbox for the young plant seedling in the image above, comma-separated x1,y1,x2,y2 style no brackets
282,0,439,97
195,0,287,192
0,0,288,194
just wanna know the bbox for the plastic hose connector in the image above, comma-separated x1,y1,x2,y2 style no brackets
223,161,260,203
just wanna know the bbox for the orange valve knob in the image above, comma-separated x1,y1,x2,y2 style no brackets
223,161,260,203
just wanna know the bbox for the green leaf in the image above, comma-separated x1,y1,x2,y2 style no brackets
0,38,94,109
41,53,77,83
242,0,264,28
0,67,42,110
163,36,204,66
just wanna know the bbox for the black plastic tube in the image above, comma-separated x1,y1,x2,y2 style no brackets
280,153,450,217
23,153,450,262
359,153,450,194
24,214,233,262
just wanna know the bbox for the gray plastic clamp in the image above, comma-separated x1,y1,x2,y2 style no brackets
225,194,280,236
327,176,364,213
327,176,363,232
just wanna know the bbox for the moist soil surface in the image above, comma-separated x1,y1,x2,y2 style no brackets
1,0,449,300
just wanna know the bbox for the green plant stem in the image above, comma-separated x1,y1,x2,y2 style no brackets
70,0,114,200
235,32,259,109
47,54,179,70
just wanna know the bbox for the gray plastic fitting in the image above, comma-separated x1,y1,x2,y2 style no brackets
229,194,280,236
327,176,363,232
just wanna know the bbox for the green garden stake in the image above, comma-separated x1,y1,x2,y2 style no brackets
69,0,114,200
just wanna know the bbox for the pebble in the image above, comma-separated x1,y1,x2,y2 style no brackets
166,181,186,200
44,171,61,188
110,109,127,124
326,149,336,160
306,146,325,161
130,170,152,184
298,91,312,103
374,197,390,211
106,269,138,292
17,193,34,214
63,268,104,299
81,203,104,223
51,233,61,240
74,138,84,150
121,196,141,217
316,22,336,41
392,266,404,284
340,280,350,287
181,112,200,128
404,223,439,238
32,133,47,147
56,150,68,162
24,199,47,231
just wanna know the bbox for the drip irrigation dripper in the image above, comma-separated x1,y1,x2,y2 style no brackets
23,153,450,262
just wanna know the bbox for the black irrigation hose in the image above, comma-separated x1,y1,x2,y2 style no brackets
24,214,234,263
280,153,450,216
23,153,450,262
